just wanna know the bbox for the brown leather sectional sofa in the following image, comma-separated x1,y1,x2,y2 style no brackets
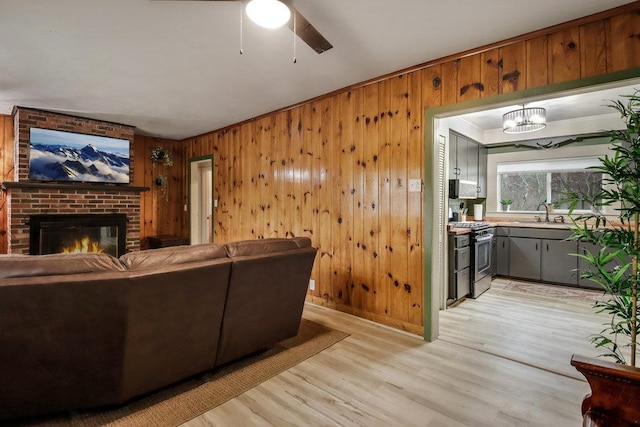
0,237,317,421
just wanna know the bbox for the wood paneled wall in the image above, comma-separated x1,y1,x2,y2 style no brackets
0,116,14,254
184,4,640,334
132,135,187,247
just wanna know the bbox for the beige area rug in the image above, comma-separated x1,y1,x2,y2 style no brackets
18,319,349,427
502,280,605,304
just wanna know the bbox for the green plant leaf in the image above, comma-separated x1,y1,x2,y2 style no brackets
563,90,640,366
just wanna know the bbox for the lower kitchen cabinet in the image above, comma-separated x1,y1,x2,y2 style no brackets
448,234,470,305
577,241,630,290
509,237,541,281
577,241,601,290
541,239,578,285
496,236,510,276
501,226,586,287
453,267,470,300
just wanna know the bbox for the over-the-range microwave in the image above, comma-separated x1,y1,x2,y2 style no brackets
449,179,478,199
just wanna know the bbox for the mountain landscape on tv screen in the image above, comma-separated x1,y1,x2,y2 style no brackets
28,127,130,184
29,143,130,183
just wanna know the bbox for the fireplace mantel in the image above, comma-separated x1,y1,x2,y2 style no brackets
1,181,149,193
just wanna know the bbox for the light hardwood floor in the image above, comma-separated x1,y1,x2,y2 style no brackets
183,281,607,426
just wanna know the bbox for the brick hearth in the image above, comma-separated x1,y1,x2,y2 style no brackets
2,107,146,255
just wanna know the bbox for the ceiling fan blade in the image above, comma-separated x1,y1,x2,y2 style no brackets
150,0,332,54
287,6,332,54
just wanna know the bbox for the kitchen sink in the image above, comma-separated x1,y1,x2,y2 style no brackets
512,221,546,224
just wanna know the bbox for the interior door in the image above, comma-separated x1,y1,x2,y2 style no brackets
189,156,214,245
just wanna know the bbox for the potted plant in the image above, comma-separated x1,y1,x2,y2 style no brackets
500,199,512,212
564,91,640,425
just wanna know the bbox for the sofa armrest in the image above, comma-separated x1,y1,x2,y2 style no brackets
215,246,317,365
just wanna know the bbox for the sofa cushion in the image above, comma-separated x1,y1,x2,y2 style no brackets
224,238,306,257
0,253,124,279
120,243,227,270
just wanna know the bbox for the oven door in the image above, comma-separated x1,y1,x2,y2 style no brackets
471,233,493,298
474,233,493,278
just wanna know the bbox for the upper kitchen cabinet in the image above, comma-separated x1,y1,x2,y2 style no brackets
467,141,478,188
449,131,487,198
477,145,488,198
448,132,456,179
449,132,466,180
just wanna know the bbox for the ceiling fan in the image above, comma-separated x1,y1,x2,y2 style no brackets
152,0,333,54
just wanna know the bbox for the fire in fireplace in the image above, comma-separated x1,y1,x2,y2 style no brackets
61,236,104,254
29,214,127,257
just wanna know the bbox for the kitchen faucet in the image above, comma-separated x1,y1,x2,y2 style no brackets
537,203,550,223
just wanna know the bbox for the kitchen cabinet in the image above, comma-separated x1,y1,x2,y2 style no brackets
577,241,601,290
577,241,630,290
448,131,487,198
509,236,541,281
490,234,497,276
466,140,478,187
541,239,578,285
502,226,581,286
494,226,510,276
449,133,468,180
448,133,458,179
448,234,471,305
477,145,488,198
496,236,510,276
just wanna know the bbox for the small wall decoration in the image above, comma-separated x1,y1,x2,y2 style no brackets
151,146,173,200
151,146,173,168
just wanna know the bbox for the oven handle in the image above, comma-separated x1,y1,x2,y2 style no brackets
474,234,493,243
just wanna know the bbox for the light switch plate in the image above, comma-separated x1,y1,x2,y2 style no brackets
409,179,422,192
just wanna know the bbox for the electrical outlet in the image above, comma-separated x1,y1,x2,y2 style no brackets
309,279,315,291
409,179,422,192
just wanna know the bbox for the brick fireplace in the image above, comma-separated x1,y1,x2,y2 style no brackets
1,107,147,255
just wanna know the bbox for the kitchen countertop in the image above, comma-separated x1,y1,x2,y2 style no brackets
448,220,572,234
494,221,571,229
448,227,472,235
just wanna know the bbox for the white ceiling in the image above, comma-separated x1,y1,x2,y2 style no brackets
0,0,635,140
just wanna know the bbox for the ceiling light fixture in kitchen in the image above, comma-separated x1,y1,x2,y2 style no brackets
503,105,546,134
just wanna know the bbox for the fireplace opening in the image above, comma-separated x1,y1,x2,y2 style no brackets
29,214,127,257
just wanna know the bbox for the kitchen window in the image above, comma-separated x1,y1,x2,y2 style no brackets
497,157,602,212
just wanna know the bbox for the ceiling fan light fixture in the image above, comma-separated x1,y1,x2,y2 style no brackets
246,0,291,29
503,105,547,134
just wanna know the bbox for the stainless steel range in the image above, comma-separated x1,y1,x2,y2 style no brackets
450,222,494,298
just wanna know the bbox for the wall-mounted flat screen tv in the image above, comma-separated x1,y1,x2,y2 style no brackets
28,127,130,184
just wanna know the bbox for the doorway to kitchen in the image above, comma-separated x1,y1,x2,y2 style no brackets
423,70,640,342
189,155,214,245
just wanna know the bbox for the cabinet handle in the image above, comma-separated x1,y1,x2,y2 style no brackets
546,243,549,252
536,243,538,251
